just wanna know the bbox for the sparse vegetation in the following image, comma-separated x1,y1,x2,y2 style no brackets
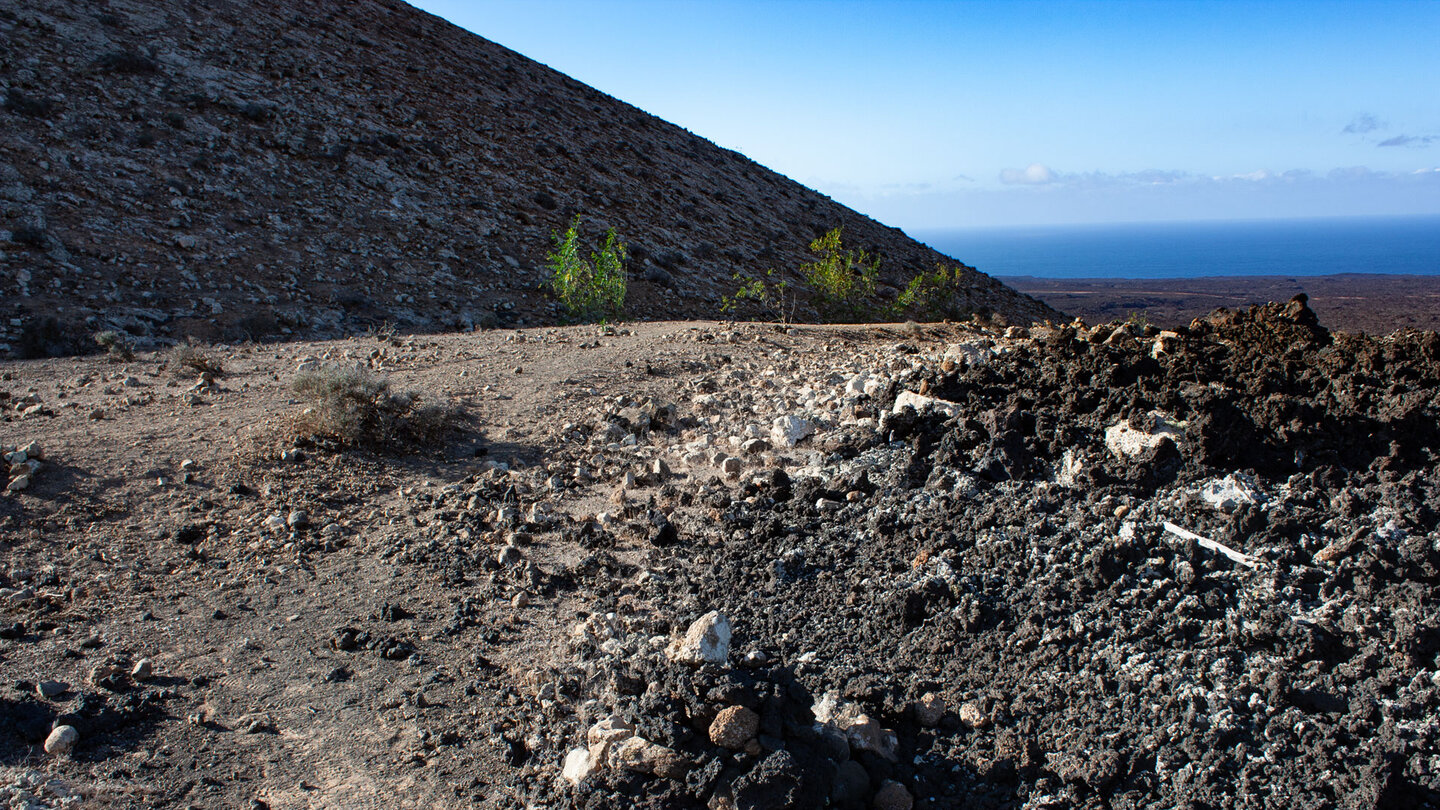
169,340,225,377
721,269,796,324
93,330,135,361
546,215,627,322
291,366,460,450
893,263,974,321
802,226,879,319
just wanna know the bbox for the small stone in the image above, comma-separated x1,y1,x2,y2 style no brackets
89,663,124,687
915,692,945,727
36,680,69,700
286,510,309,528
586,714,636,759
873,779,914,810
720,457,742,477
21,441,42,460
6,474,30,492
496,545,524,567
740,438,770,455
511,591,530,608
892,390,961,418
651,458,670,479
263,514,288,534
44,725,79,756
708,705,760,750
958,701,990,729
844,714,899,761
562,747,596,786
609,736,688,780
665,611,731,665
131,659,154,680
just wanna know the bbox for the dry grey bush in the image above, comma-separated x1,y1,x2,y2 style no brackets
169,341,225,377
290,366,461,450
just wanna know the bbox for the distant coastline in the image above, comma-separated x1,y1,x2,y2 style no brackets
914,214,1440,280
1001,272,1440,334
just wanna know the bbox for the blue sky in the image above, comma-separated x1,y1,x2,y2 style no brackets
410,1,1440,229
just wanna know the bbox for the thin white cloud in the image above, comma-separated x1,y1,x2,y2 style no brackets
999,163,1056,185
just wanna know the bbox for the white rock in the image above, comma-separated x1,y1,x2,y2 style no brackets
44,725,78,756
1104,412,1185,459
1054,449,1085,487
562,747,596,786
844,373,871,398
1200,473,1266,513
944,341,996,366
587,715,636,762
666,611,731,665
770,415,814,447
893,390,961,418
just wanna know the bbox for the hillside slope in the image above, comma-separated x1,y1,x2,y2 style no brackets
0,0,1056,356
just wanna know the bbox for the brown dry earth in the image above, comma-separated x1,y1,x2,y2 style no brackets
0,319,950,808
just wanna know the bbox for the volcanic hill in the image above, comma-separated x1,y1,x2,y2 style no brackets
0,0,1056,357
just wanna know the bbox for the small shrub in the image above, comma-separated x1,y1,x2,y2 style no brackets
721,269,796,324
547,215,627,322
170,341,224,377
93,330,135,361
894,263,974,321
802,227,879,319
291,366,460,450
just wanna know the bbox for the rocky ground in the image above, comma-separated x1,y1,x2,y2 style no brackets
1,302,1438,809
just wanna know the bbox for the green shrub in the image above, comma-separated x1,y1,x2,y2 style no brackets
547,215,627,322
721,269,796,324
802,227,879,319
894,263,973,321
291,366,460,450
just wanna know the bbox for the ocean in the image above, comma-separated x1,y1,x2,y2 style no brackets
911,215,1440,279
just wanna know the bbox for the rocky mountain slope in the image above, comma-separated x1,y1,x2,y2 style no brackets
0,0,1055,358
